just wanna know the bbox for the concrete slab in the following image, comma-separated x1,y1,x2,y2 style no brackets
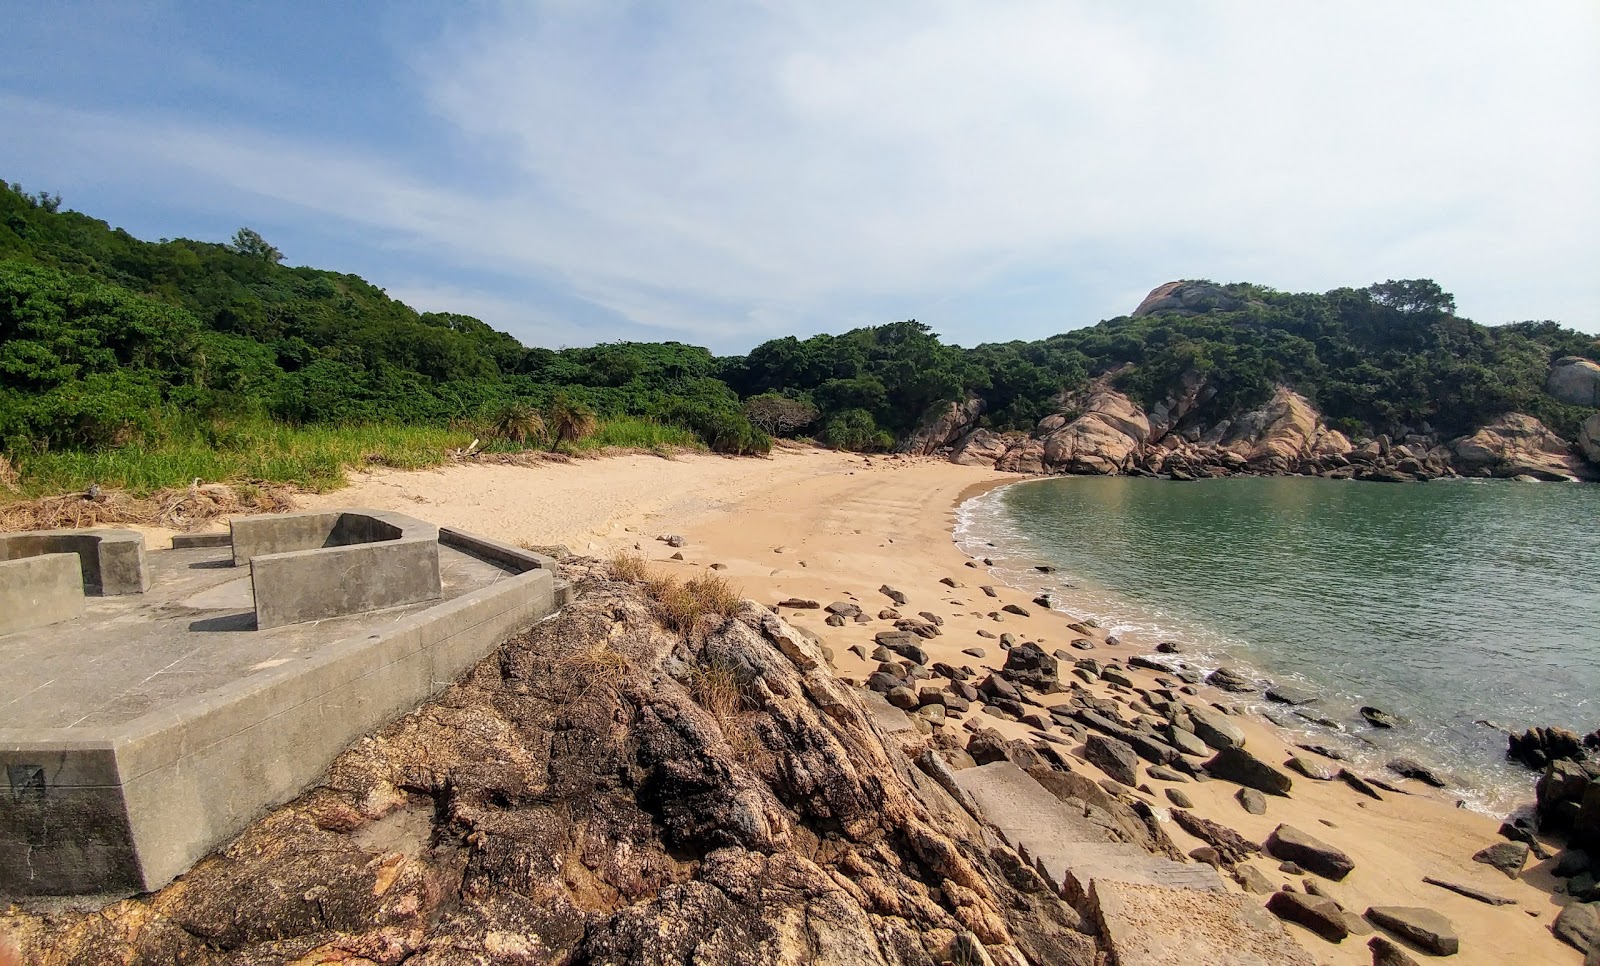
1091,880,1314,966
0,526,560,897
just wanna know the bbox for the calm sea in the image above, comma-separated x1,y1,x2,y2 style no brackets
956,475,1600,812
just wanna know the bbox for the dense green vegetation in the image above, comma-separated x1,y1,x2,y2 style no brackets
2,180,1595,496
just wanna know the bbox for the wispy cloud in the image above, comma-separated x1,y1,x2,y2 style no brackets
3,1,1596,348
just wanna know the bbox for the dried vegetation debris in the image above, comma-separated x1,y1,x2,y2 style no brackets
0,479,297,533
4,562,1096,965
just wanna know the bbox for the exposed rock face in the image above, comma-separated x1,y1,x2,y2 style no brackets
3,565,1096,965
1132,280,1252,318
1038,384,1150,475
898,394,985,455
1548,356,1600,407
1582,413,1600,467
1217,386,1323,470
1451,413,1598,482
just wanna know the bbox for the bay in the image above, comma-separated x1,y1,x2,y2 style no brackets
956,475,1600,811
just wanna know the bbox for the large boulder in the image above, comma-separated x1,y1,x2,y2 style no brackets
1217,386,1322,468
1038,385,1150,475
898,395,984,455
1581,413,1600,467
1132,280,1250,318
1450,413,1597,482
1548,356,1600,408
1363,906,1459,956
949,428,1012,466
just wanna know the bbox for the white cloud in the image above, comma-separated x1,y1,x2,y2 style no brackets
3,1,1596,345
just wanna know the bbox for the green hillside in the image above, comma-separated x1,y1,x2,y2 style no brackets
2,180,1595,495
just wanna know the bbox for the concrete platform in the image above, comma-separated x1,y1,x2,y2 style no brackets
0,526,563,897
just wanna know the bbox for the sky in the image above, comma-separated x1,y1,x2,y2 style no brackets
2,1,1597,352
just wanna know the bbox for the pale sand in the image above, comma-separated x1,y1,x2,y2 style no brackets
248,447,1580,963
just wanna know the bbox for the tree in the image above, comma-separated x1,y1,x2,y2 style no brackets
228,227,283,264
546,393,597,449
741,393,818,436
486,401,546,445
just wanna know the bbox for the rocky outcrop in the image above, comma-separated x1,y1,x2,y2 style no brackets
1548,356,1600,407
1132,280,1254,318
1036,383,1150,475
1582,413,1600,467
3,561,1097,965
898,394,984,455
1451,413,1598,482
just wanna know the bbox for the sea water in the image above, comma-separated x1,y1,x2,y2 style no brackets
956,475,1600,812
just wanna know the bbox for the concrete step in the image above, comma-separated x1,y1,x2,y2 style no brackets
1091,880,1314,966
952,761,1226,903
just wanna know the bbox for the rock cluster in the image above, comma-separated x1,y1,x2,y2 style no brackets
909,349,1600,482
4,567,1100,965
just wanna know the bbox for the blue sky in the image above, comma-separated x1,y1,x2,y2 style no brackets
3,1,1597,352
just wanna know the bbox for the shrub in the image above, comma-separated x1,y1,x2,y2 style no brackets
822,408,893,452
484,401,547,446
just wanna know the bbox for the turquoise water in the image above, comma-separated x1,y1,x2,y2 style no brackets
956,476,1600,811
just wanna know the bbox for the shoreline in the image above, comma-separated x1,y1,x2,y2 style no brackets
211,447,1582,962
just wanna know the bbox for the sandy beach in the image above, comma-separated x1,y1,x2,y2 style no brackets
241,446,1585,963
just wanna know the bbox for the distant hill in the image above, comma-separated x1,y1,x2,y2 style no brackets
3,181,1597,480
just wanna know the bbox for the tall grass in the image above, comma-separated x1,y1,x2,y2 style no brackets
3,415,708,502
570,417,703,453
5,419,471,498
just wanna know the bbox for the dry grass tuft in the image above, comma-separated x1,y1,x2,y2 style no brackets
549,642,633,704
609,550,652,583
686,661,768,766
646,571,743,640
0,479,297,533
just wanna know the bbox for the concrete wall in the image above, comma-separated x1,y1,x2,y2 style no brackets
0,566,555,896
250,538,443,629
0,553,86,637
0,529,148,596
233,510,442,629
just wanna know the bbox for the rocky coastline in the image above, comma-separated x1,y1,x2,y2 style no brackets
900,327,1600,486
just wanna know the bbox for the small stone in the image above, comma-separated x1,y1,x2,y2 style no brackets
670,551,685,560
1205,747,1294,796
1360,706,1400,729
1387,757,1448,788
879,584,908,606
1279,861,1304,875
1156,641,1182,653
662,534,685,547
975,629,997,639
1002,603,1030,617
1267,889,1349,943
1206,667,1258,693
779,598,821,609
1190,846,1222,867
1266,824,1356,881
1165,788,1195,809
825,601,863,617
1472,841,1530,879
1552,901,1600,956
1085,733,1140,787
1148,765,1190,783
825,614,846,627
1368,935,1423,966
940,576,963,587
1363,906,1459,957
1265,685,1316,706
1236,788,1268,815
1287,756,1337,781
886,686,919,711
1234,863,1275,894
980,585,998,598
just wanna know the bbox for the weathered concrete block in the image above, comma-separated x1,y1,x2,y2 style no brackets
233,510,443,629
0,528,148,596
0,553,86,636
